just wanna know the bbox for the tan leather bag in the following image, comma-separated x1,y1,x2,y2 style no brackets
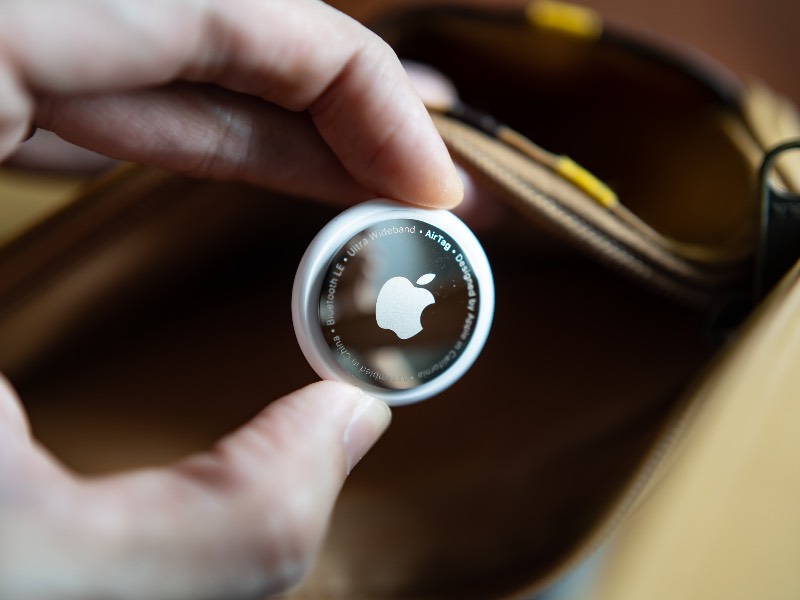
1,3,799,598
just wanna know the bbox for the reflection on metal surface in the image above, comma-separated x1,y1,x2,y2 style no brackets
318,219,480,390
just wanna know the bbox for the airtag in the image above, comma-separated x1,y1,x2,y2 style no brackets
292,199,494,405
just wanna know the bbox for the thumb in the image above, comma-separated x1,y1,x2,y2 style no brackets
1,381,392,600
118,380,392,598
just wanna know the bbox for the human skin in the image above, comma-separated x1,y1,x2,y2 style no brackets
0,1,463,598
0,0,462,207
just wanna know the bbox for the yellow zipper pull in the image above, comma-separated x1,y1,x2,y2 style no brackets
555,156,619,209
526,1,603,40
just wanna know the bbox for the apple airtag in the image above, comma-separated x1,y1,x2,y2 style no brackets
292,199,494,405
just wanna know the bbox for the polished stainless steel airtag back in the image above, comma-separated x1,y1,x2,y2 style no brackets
292,199,494,405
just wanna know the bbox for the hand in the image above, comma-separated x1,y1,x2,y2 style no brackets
0,0,461,597
0,0,463,208
0,376,391,599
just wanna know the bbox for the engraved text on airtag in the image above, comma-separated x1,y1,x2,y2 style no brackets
319,219,480,389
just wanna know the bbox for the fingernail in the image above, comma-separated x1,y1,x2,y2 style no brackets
440,161,465,209
344,393,391,473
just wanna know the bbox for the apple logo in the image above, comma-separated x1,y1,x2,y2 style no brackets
375,273,436,339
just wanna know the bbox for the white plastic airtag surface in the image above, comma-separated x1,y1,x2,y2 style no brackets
292,199,494,405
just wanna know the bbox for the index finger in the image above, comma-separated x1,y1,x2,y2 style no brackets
0,0,463,208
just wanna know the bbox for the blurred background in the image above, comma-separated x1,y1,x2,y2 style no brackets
336,0,800,103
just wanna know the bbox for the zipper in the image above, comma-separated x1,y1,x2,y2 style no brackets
432,113,751,307
431,109,751,597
